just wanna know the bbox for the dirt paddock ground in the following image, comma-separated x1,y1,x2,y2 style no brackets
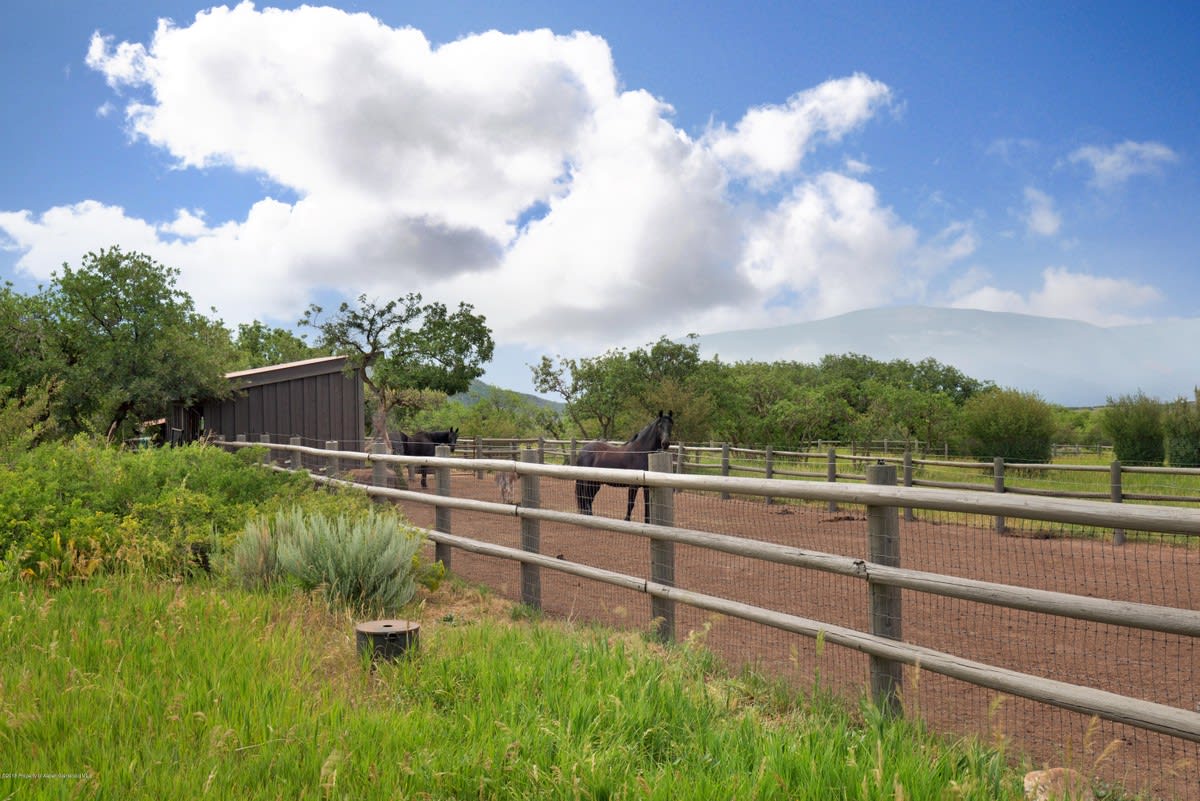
370,467,1198,799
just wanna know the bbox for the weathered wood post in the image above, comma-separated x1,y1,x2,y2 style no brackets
1111,460,1126,545
720,443,731,500
993,457,1006,534
537,437,545,464
867,462,902,716
259,433,272,466
474,436,483,479
520,447,541,609
902,449,915,522
675,443,686,476
648,451,675,643
827,447,839,513
434,444,452,571
370,441,389,500
570,438,578,466
324,441,339,478
289,435,303,472
764,444,774,505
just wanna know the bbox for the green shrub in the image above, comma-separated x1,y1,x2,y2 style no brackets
1102,392,1164,465
0,439,380,585
247,506,427,613
228,516,281,590
960,388,1054,463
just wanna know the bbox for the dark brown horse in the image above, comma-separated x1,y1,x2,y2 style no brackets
389,428,459,487
575,411,673,522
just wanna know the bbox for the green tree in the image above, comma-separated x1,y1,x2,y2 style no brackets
1161,391,1200,467
960,388,1055,463
532,337,713,440
0,282,57,399
232,321,327,369
300,293,494,444
1102,392,1165,465
43,247,234,441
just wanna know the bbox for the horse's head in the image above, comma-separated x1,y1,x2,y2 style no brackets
652,410,673,451
447,427,459,451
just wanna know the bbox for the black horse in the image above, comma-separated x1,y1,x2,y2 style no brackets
575,411,673,522
389,428,459,487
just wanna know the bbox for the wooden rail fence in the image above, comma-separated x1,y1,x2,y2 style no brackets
225,436,1200,755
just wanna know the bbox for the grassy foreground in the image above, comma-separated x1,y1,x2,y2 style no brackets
0,577,1029,800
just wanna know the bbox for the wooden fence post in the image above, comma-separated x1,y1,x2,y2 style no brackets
993,457,1006,534
289,435,303,472
370,441,389,500
259,433,272,466
827,447,839,513
902,449,914,522
1111,460,1126,546
324,441,339,478
570,438,578,466
764,444,774,505
474,436,483,479
867,462,902,716
720,443,731,500
675,443,686,476
434,444,452,571
649,451,675,643
520,448,541,610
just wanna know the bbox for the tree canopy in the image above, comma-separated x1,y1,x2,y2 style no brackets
39,248,235,441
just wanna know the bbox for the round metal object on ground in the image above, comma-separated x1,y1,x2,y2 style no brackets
355,619,420,662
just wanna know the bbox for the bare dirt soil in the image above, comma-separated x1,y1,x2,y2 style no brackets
365,468,1198,800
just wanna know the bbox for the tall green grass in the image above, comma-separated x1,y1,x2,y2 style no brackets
0,576,1030,800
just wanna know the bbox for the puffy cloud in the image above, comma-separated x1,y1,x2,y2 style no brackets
1068,140,1179,189
706,74,892,182
1022,187,1061,237
733,173,974,324
950,266,1161,326
4,4,972,355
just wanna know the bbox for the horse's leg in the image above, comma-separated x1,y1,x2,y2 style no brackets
419,466,428,488
642,485,650,524
576,480,595,515
624,485,639,521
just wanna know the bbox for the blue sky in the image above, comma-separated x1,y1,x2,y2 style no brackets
1,2,1196,391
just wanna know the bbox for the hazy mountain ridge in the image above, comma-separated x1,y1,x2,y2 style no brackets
691,306,1200,407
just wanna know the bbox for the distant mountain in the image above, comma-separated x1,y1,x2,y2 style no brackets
691,306,1200,407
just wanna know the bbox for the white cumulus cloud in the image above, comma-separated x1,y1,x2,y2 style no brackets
1022,187,1061,237
1068,140,1180,189
950,266,1162,326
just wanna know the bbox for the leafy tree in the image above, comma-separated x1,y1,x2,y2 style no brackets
960,388,1055,463
532,337,713,441
43,247,234,441
300,293,494,445
232,321,327,370
1102,392,1165,465
1161,391,1200,467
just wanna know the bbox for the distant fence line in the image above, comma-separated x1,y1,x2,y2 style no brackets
463,437,1198,526
223,435,1200,754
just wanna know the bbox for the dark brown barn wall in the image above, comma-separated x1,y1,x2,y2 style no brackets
170,356,364,447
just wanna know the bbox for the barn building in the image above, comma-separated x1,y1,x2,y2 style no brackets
168,355,365,449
